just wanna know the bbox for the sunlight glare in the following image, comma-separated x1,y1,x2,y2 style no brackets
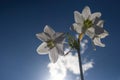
50,73,65,80
48,57,66,80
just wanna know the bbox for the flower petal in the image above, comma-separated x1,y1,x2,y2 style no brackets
54,32,64,38
95,26,104,35
36,32,50,41
44,25,55,37
90,12,101,21
93,17,101,25
93,37,105,47
56,43,64,56
98,30,109,38
82,6,91,20
49,47,59,63
36,42,49,54
72,23,83,33
97,20,104,28
74,11,84,24
86,27,95,38
54,32,65,43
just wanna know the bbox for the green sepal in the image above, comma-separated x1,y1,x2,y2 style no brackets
66,33,79,50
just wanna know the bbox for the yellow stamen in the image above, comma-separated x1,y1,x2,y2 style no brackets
47,40,55,49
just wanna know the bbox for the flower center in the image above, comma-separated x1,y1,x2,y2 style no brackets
46,40,55,49
83,19,93,33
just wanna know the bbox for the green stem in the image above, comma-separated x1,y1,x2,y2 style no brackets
77,39,84,80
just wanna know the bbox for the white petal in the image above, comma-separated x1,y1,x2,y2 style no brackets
54,32,65,43
44,25,55,37
49,47,59,63
74,11,84,24
93,17,101,25
36,32,50,41
36,42,49,54
55,32,64,38
56,43,64,56
82,6,91,20
93,37,105,47
98,30,109,38
90,12,101,21
72,23,83,33
97,20,104,28
86,27,95,38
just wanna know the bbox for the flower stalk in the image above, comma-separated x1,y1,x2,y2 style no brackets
66,32,85,80
77,34,84,80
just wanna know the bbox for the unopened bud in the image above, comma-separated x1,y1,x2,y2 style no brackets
79,33,84,41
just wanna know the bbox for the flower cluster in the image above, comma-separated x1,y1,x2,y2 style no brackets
36,6,109,63
71,6,108,47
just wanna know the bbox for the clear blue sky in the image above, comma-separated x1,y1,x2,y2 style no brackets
0,0,120,80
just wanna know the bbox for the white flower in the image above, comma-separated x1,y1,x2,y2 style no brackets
87,17,109,47
71,6,109,47
36,25,65,63
71,6,101,34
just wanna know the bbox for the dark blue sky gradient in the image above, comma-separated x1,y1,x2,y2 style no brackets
0,0,120,80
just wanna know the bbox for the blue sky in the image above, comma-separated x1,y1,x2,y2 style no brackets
0,0,120,80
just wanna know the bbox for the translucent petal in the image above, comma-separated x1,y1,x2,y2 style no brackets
70,25,75,31
36,42,49,54
54,32,65,43
56,43,64,56
97,20,104,28
86,27,95,38
72,23,83,33
90,12,101,20
36,32,50,41
93,17,101,25
98,30,109,38
82,6,91,20
44,25,55,37
74,11,84,24
93,37,105,47
49,47,59,63
95,26,104,35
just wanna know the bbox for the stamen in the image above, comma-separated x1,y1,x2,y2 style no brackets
46,40,55,49
83,19,93,29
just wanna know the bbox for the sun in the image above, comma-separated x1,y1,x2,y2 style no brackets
50,73,65,80
48,56,67,80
